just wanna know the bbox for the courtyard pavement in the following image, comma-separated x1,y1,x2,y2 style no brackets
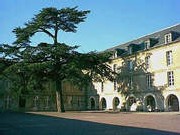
0,111,180,135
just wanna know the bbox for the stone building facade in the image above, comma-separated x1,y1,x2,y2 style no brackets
91,24,180,112
1,24,180,112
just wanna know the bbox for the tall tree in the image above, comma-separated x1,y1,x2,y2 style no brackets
1,7,114,112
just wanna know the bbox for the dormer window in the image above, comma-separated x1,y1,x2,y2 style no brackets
144,40,150,50
164,33,172,44
128,44,140,54
128,46,132,54
113,51,117,58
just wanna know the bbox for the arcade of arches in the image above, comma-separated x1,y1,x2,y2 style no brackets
95,94,179,112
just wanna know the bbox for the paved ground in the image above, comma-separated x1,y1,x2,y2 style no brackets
0,111,180,135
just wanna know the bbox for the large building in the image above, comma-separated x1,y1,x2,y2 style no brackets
1,24,180,112
89,24,180,112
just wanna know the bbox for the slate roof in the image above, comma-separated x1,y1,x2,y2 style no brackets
105,24,180,56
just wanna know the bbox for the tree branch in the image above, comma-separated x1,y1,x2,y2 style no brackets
39,28,54,39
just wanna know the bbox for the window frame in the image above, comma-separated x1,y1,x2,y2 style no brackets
145,56,150,69
167,71,174,86
166,50,173,66
128,61,133,71
113,51,117,59
114,79,117,91
129,76,133,90
113,64,117,73
128,46,132,54
101,81,104,92
146,74,152,88
144,40,151,50
164,33,172,44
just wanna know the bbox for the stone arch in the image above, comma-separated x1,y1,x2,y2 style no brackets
19,95,26,108
126,95,136,111
127,96,136,106
166,94,179,111
89,97,96,110
144,94,156,111
112,97,120,110
100,97,107,110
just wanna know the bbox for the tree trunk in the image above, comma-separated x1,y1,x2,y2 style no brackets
55,80,65,112
54,28,58,45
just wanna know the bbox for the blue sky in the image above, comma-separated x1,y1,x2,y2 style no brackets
0,0,180,52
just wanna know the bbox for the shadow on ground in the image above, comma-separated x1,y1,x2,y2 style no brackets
0,111,179,135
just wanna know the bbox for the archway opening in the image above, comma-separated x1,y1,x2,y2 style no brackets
90,98,95,110
127,96,136,111
167,94,179,111
145,95,155,111
127,97,136,106
19,96,26,108
100,98,107,110
113,97,120,110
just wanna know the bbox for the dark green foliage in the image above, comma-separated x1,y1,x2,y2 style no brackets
0,7,113,112
13,7,90,44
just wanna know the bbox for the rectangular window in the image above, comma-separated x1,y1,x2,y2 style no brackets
126,76,133,89
146,74,152,88
145,56,150,69
101,81,104,92
129,76,133,90
166,51,173,66
114,79,117,91
113,64,117,73
164,33,172,44
128,61,133,71
167,71,174,86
